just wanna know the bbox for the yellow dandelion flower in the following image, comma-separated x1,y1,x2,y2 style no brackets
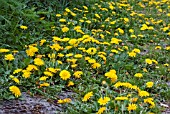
10,75,20,84
40,39,46,46
13,69,22,74
138,90,149,97
20,25,28,30
132,48,140,53
74,54,83,58
128,51,136,57
26,65,38,71
56,14,61,17
82,91,93,102
165,46,170,50
155,46,161,50
58,98,71,104
127,103,137,111
152,59,158,64
92,62,101,69
71,64,77,68
0,48,10,53
134,73,143,78
62,27,69,32
146,82,154,88
129,29,134,33
5,54,15,61
115,97,128,101
73,71,83,78
44,71,53,77
59,19,66,22
22,70,31,78
9,86,21,97
111,49,119,53
34,58,44,66
130,98,138,102
96,107,106,114
86,47,97,55
110,38,122,44
98,97,110,105
39,76,48,81
26,46,38,56
145,59,152,64
40,82,50,87
67,81,74,87
59,70,71,80
47,67,57,73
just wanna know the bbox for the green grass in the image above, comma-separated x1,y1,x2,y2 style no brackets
0,0,170,113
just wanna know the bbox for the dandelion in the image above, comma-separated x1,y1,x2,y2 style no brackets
127,103,137,111
140,24,148,30
111,49,119,53
71,64,77,68
34,58,44,66
73,71,83,78
74,54,83,58
0,48,10,53
62,27,69,32
26,46,38,56
128,52,136,57
86,47,97,55
58,98,71,104
82,91,93,102
13,69,22,74
10,75,20,84
56,14,61,17
144,98,155,108
65,7,71,12
96,107,106,114
59,19,66,22
129,29,134,33
22,70,31,78
98,97,110,105
134,73,143,78
92,62,101,69
164,63,169,67
110,38,122,44
40,39,46,46
110,21,116,25
95,14,101,18
146,82,154,88
132,48,140,53
138,90,149,97
39,76,48,81
40,82,50,87
124,18,129,23
152,59,158,64
145,59,152,64
44,71,53,77
70,11,76,16
20,25,28,30
115,97,128,101
26,65,38,71
155,46,161,49
130,98,138,102
67,81,74,87
5,54,15,61
66,53,73,57
105,70,117,82
117,28,124,34
59,70,71,80
9,86,21,97
165,46,170,50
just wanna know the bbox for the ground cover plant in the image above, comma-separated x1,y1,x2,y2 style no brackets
0,0,170,113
